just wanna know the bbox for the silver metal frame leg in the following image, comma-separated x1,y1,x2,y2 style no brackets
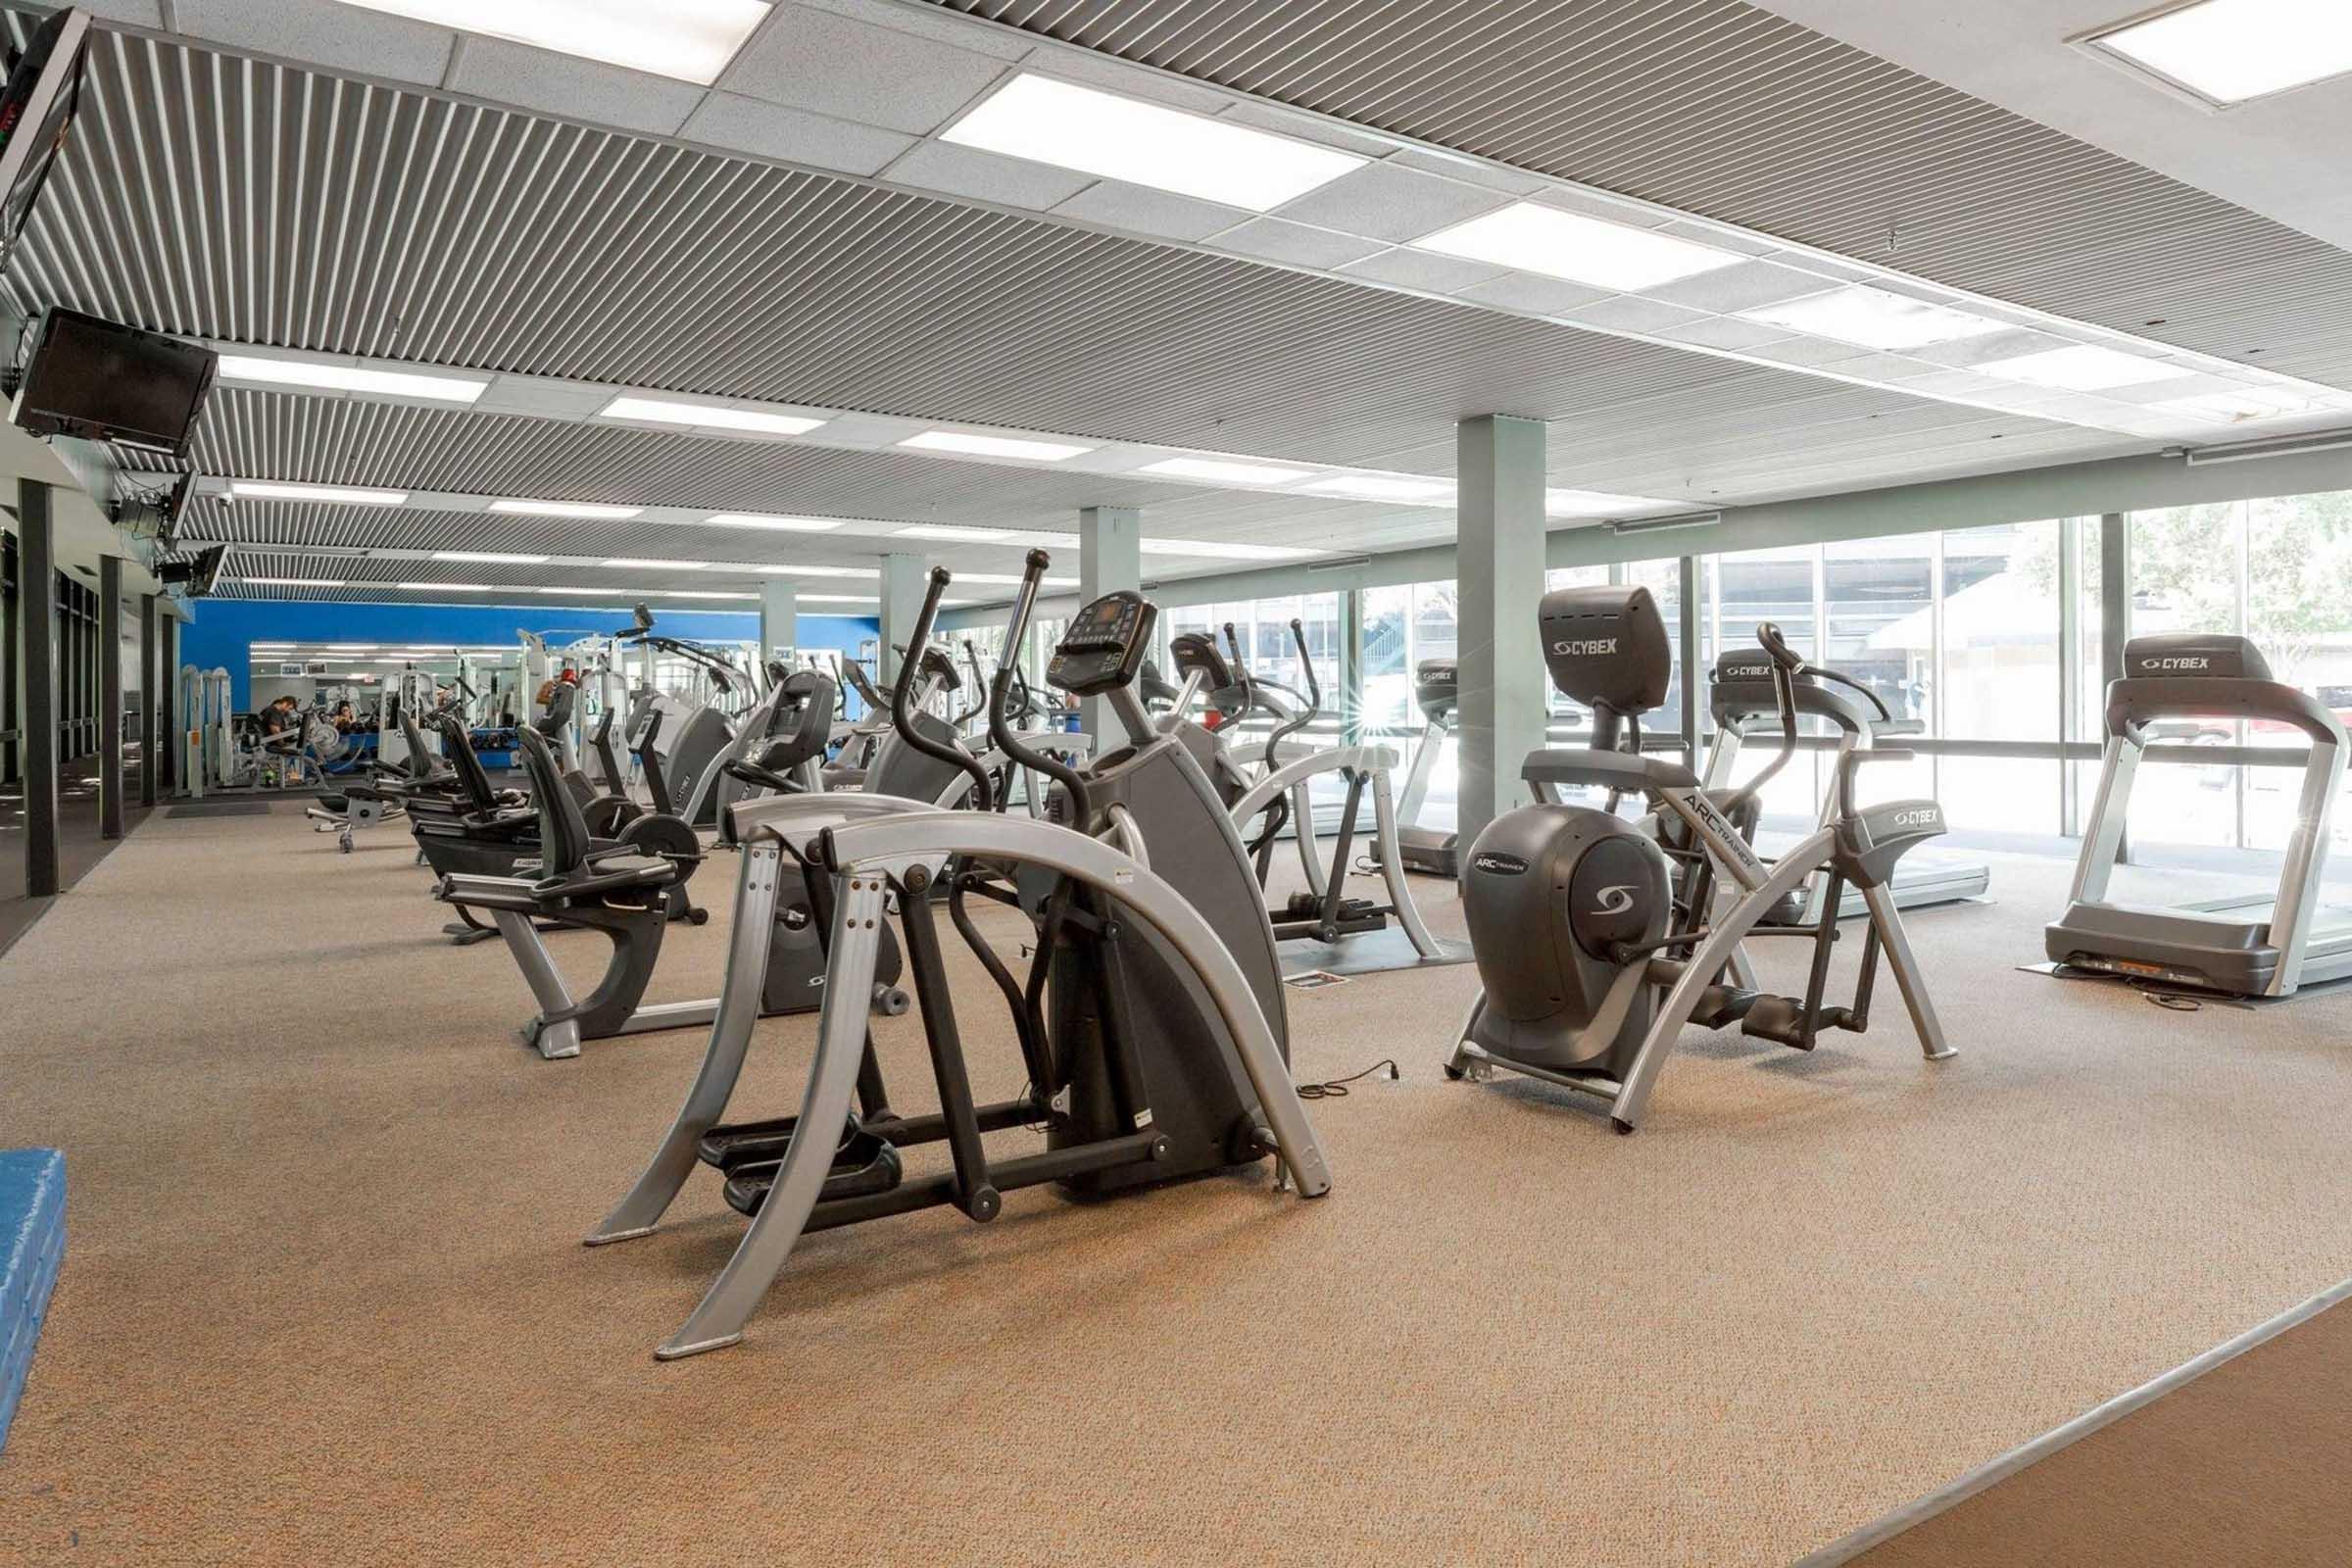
589,844,787,1240
1857,882,1954,1059
1371,768,1443,958
653,875,887,1359
493,907,583,1060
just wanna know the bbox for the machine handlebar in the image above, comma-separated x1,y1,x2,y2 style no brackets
892,567,994,812
989,551,1091,825
1755,621,1805,674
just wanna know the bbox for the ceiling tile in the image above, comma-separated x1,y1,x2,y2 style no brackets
448,39,705,136
1205,218,1386,270
718,5,1011,133
884,142,1097,210
1270,161,1506,243
72,0,165,22
1564,296,1714,334
173,0,452,84
792,0,1035,61
1453,274,1615,316
1909,327,2077,369
1745,335,1888,368
1052,180,1247,241
1338,246,1508,295
1644,260,1836,314
1656,316,1802,352
474,378,621,418
681,93,917,176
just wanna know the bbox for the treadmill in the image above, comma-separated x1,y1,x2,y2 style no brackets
2046,633,2352,998
1395,659,1460,878
1703,648,1991,921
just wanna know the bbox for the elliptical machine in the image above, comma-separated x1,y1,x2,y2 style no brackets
1446,584,1954,1132
1164,620,1452,967
588,555,1329,1358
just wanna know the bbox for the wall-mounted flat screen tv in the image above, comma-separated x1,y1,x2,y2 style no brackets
13,307,218,456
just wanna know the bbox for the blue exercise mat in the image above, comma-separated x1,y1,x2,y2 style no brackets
0,1148,66,1455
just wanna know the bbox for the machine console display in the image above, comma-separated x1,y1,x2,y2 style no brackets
1048,591,1156,697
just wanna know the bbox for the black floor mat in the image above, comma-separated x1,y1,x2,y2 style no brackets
165,801,274,817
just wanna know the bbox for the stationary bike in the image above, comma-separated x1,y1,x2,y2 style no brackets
1446,584,1954,1132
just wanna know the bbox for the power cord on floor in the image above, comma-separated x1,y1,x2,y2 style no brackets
2051,962,2204,1011
1298,1057,1401,1099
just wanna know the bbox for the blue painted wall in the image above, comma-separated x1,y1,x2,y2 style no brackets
181,599,878,711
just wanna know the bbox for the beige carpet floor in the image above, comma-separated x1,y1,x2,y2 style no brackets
2,807,2350,1565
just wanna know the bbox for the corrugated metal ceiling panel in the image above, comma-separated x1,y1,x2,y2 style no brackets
11,18,2126,519
929,0,2352,386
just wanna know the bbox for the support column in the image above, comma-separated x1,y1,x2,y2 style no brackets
759,581,798,670
1076,506,1140,740
139,593,159,808
99,556,123,840
21,478,59,898
2099,511,2130,863
877,554,926,687
1678,554,1701,763
158,612,178,794
1455,415,1548,869
1340,587,1365,747
2098,513,2129,687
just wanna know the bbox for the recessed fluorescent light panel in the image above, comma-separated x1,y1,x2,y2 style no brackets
398,582,494,591
228,479,410,506
705,514,845,532
941,73,1363,211
894,523,1017,542
1300,475,1455,504
487,498,644,519
599,395,825,437
1737,285,2010,351
240,577,347,588
435,550,550,564
601,558,704,570
2089,0,2352,106
899,431,1093,462
1413,202,1741,292
332,0,770,85
215,353,487,404
1978,344,2181,391
1139,457,1316,485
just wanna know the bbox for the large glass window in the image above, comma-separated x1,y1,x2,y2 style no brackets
2118,495,2352,892
1936,522,2063,836
1704,546,1821,827
1361,580,1458,829
1118,486,2352,868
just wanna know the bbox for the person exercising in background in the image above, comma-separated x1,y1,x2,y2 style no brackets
330,701,357,732
256,695,300,737
533,667,580,737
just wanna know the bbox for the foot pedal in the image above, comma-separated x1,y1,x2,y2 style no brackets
722,1135,903,1217
696,1115,805,1173
1687,985,1760,1031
